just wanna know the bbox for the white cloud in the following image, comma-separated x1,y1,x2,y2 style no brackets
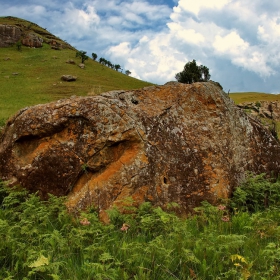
213,31,248,55
107,32,187,82
59,4,100,38
177,0,230,16
167,22,205,44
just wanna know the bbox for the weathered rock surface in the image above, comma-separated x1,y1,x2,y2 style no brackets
238,100,280,121
66,59,76,65
0,17,74,50
21,33,43,48
0,24,21,47
48,39,62,50
1,82,280,220
61,75,77,81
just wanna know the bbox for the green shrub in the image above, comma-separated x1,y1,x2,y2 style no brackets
230,173,280,212
1,177,280,279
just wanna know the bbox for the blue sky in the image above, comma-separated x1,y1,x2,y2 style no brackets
1,0,280,93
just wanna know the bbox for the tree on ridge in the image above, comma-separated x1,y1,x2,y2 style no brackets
175,59,211,84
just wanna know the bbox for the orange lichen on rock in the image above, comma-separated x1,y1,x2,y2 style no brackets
1,81,280,217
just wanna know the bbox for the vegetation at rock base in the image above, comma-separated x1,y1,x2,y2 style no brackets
1,173,280,279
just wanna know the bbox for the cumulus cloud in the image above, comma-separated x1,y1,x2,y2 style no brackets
176,0,230,16
106,0,280,92
58,3,100,38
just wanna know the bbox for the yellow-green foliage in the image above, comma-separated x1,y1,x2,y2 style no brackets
1,175,280,279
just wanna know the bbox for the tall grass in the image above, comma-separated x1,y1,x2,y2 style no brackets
1,174,280,279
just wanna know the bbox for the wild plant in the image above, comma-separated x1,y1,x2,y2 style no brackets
1,174,280,279
230,173,280,212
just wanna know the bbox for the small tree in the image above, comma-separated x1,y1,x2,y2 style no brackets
107,61,113,68
175,59,211,84
114,64,121,72
92,53,97,61
99,57,106,65
125,70,131,76
16,41,22,51
76,50,88,64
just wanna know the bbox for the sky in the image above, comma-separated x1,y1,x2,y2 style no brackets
1,0,280,93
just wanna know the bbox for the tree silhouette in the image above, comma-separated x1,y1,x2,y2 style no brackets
76,51,88,63
175,60,211,84
92,53,97,61
114,64,121,72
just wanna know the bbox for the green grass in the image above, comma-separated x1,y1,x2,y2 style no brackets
229,92,280,104
0,44,153,124
1,174,280,279
0,15,153,125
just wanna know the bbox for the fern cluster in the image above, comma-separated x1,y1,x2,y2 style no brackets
1,174,280,279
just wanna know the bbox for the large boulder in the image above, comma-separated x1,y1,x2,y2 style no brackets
0,24,21,47
0,82,280,220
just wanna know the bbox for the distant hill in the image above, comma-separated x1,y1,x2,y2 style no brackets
0,16,154,125
229,92,280,104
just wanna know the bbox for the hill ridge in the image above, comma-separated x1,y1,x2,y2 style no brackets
0,16,154,126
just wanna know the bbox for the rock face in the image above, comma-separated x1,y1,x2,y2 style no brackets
238,101,280,121
0,24,21,47
48,39,62,50
21,33,43,48
1,82,280,220
0,24,43,48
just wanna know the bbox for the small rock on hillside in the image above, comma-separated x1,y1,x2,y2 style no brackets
61,75,77,81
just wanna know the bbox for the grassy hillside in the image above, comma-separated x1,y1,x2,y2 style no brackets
0,45,152,122
0,17,153,125
229,92,280,104
1,16,280,127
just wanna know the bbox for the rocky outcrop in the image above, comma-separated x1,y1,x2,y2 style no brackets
0,24,21,47
0,24,43,48
238,100,280,121
48,39,62,50
21,33,43,48
0,82,280,220
0,17,73,50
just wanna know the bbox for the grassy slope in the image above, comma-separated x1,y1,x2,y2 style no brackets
229,92,280,104
0,17,153,124
0,45,153,123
